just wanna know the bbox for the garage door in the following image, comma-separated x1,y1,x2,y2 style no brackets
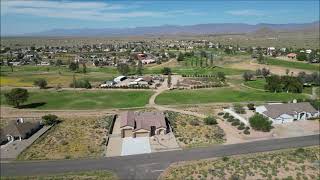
135,132,149,137
123,129,133,138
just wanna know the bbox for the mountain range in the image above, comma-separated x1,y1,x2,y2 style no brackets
24,21,319,37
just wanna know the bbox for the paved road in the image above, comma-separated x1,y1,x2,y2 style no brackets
1,134,319,179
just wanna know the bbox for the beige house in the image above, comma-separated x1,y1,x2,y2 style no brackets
120,111,167,138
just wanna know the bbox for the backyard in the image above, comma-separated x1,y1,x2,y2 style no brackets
0,89,154,109
161,146,320,180
17,115,114,160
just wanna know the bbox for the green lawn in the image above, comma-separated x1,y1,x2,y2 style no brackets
156,88,308,105
1,90,153,109
265,58,319,71
1,170,117,180
244,79,267,90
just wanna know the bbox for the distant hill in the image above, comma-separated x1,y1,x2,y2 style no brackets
22,21,319,37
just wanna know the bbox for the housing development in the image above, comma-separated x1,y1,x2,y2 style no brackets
0,0,319,180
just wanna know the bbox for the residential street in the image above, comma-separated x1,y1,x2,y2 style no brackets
1,134,319,179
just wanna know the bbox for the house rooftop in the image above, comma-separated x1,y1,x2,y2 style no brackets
119,111,166,131
264,102,317,119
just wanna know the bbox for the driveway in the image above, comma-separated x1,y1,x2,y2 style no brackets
0,126,51,161
121,137,151,156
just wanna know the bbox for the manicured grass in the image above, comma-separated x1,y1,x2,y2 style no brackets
156,88,308,105
265,58,319,71
1,90,154,109
145,66,247,76
161,146,319,179
244,79,267,90
1,170,117,180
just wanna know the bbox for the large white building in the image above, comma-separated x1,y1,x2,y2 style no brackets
255,102,319,124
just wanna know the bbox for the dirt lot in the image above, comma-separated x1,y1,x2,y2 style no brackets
166,111,225,148
17,116,112,160
160,146,320,180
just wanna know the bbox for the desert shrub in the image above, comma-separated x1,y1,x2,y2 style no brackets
204,116,217,125
231,121,240,126
222,156,229,161
70,79,91,89
189,119,200,126
237,125,245,130
42,114,60,125
247,103,255,110
244,129,250,135
223,113,230,119
33,78,47,89
245,126,250,130
217,112,224,116
249,113,273,132
233,103,246,114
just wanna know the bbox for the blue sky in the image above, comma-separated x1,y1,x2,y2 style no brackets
1,0,319,36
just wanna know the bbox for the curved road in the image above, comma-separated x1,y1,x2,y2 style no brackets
1,134,319,179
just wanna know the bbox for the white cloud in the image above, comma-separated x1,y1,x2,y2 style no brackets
0,0,177,21
226,9,265,16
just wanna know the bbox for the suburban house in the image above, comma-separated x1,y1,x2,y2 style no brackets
119,111,168,138
0,118,41,145
287,53,297,59
255,102,319,124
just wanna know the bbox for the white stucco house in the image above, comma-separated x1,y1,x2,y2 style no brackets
255,102,319,124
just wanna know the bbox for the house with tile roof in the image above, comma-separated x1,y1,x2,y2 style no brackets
119,111,168,138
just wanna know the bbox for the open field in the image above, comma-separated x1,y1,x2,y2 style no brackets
243,79,266,90
265,58,319,72
167,111,225,148
161,146,320,180
0,66,118,87
0,90,153,109
1,170,117,180
17,116,112,160
156,88,308,105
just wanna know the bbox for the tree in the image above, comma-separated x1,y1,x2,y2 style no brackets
55,59,63,66
4,88,29,108
177,52,185,61
285,69,290,75
256,69,262,76
167,74,172,88
261,68,270,77
243,71,254,81
82,63,87,74
33,78,47,89
161,67,172,75
69,62,79,71
265,75,283,92
297,52,307,61
217,72,226,82
136,60,143,75
204,116,217,125
42,114,60,125
93,60,99,66
117,63,130,75
257,52,265,64
249,113,273,132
